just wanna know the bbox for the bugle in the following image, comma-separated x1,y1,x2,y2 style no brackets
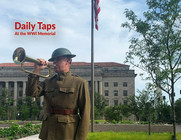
13,47,51,78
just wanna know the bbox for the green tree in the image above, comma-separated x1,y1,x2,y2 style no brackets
129,87,172,124
138,89,155,122
122,0,181,139
129,87,163,135
128,87,155,122
120,104,131,119
104,105,122,122
0,88,15,120
128,95,142,121
94,106,101,120
31,102,41,120
94,92,106,119
17,96,41,121
156,102,171,123
0,106,7,120
175,98,181,123
20,105,30,121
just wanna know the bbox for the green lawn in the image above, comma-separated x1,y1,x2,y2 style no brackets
87,131,181,140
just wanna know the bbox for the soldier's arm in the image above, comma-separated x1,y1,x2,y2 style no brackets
26,58,47,97
26,74,45,97
75,80,90,140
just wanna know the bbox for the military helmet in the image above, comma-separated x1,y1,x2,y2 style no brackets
48,48,76,61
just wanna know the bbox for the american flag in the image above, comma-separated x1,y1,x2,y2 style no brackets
94,0,101,30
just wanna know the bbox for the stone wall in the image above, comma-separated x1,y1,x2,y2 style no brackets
89,124,173,133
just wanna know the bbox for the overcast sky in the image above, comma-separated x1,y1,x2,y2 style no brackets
0,0,180,101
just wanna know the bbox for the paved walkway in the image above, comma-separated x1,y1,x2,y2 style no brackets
18,134,40,140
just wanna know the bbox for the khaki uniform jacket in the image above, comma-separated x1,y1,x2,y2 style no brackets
26,72,90,140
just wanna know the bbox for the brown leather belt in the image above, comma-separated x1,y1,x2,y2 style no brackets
49,108,77,115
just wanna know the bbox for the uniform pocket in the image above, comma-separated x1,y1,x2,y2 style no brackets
59,87,75,94
56,115,79,139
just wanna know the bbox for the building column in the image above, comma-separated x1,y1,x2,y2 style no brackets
23,81,26,98
99,81,102,95
14,81,17,106
5,81,8,89
95,81,98,93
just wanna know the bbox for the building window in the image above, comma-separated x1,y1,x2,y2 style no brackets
105,100,109,106
104,82,109,87
114,100,118,106
0,82,5,95
18,82,23,88
19,91,23,97
114,90,118,96
0,82,5,88
9,82,14,88
123,90,128,96
123,82,127,87
104,90,109,96
114,82,118,87
124,100,128,105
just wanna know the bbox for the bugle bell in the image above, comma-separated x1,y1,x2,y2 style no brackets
13,47,51,78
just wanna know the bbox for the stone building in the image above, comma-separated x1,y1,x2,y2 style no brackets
0,62,136,106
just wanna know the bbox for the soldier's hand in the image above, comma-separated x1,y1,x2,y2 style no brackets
33,58,48,74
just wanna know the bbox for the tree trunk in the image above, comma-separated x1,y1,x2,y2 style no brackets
148,120,151,136
171,93,177,140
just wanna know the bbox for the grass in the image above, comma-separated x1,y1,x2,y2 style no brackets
87,131,181,140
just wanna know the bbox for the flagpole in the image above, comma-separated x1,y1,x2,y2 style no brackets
91,0,95,132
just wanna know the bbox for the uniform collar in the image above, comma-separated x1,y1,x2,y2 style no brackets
56,71,71,81
58,71,71,76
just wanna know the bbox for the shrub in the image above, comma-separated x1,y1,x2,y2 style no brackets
111,120,118,124
140,121,148,124
95,120,100,124
104,106,122,122
0,123,41,139
120,120,134,124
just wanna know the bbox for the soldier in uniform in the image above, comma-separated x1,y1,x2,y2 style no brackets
26,48,90,140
